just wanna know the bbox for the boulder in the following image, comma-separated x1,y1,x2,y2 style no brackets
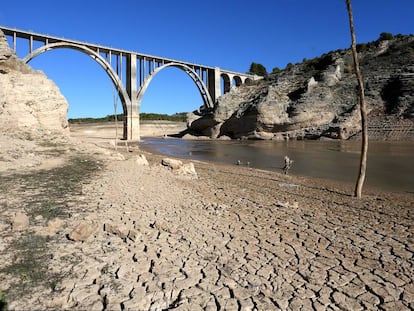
161,158,198,179
12,212,29,231
68,221,96,242
35,217,64,236
136,154,149,166
161,158,183,170
46,217,64,233
176,162,198,179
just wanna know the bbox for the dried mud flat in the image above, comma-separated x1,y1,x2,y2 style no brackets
0,136,413,311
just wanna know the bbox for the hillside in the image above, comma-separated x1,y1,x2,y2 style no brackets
187,34,414,140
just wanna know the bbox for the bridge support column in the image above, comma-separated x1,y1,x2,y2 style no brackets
208,67,222,104
126,53,140,141
127,111,140,141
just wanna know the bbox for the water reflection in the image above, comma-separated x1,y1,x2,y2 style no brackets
140,138,414,193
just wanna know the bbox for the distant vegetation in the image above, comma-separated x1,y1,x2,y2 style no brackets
248,62,268,77
140,112,187,122
68,112,187,123
249,32,413,78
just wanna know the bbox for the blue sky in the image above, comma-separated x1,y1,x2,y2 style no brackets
1,0,413,118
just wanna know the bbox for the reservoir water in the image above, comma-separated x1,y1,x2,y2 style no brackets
140,138,414,194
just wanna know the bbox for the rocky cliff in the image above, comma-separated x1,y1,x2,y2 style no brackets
0,29,69,136
187,34,414,140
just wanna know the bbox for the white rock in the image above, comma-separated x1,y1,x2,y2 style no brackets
68,221,96,242
136,154,149,166
161,158,183,170
177,162,198,179
12,212,29,231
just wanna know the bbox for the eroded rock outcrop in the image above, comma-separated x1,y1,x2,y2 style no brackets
0,29,69,136
187,35,414,140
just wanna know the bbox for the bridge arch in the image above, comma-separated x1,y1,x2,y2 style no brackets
244,77,253,85
221,73,231,94
232,76,242,87
23,42,131,138
137,62,214,111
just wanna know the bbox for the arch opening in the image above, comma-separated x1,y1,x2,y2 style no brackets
232,76,242,87
24,44,129,140
140,66,204,115
221,73,231,95
245,78,253,85
137,62,214,112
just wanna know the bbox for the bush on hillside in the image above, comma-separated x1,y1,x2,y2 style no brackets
379,32,394,41
248,62,268,77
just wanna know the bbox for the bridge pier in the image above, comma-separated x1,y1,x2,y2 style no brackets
126,54,140,141
127,112,140,141
208,67,221,104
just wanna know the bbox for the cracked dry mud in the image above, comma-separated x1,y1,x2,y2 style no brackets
0,144,413,310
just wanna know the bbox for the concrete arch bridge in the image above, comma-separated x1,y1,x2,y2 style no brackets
0,26,261,140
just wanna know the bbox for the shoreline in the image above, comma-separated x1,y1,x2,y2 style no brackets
138,137,414,196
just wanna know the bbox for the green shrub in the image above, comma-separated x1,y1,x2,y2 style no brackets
344,64,353,74
271,67,281,74
0,289,7,311
356,43,367,53
248,62,268,77
379,32,393,41
285,63,294,71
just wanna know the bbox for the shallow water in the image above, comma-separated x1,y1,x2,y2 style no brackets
140,138,414,193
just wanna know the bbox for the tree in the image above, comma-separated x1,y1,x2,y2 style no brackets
379,32,393,41
345,0,368,198
271,67,281,74
285,63,294,71
249,62,268,77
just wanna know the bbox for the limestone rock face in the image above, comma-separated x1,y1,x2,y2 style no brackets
188,35,414,140
0,29,69,135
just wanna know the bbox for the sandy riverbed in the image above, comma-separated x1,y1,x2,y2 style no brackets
0,130,413,310
69,121,187,141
